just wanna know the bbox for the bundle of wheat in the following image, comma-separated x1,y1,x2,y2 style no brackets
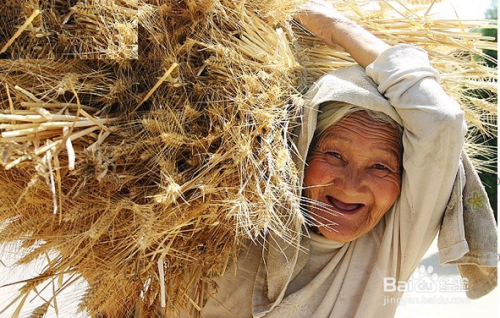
0,0,137,59
0,0,496,317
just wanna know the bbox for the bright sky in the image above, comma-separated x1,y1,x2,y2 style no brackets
430,0,494,19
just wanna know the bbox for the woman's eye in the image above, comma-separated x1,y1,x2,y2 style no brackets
372,164,389,171
326,152,342,159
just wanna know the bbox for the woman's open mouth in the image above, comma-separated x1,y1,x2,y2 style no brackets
326,195,364,215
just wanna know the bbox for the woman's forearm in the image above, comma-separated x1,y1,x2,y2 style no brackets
327,20,390,68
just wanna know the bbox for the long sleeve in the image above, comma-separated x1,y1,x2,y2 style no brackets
366,45,467,279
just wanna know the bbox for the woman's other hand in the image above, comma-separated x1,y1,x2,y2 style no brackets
293,0,391,68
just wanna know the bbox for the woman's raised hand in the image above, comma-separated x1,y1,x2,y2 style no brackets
293,0,391,68
293,0,352,48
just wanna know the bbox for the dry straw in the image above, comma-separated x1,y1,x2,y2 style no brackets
0,0,137,59
0,0,497,317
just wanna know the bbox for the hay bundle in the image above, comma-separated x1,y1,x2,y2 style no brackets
0,0,137,59
0,0,496,317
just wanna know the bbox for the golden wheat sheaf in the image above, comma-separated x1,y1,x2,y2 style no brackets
0,1,305,317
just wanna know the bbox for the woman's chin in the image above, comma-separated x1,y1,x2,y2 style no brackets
318,224,362,243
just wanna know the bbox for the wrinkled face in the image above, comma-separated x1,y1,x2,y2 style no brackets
303,111,402,242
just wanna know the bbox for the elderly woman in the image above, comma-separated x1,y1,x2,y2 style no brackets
199,1,495,317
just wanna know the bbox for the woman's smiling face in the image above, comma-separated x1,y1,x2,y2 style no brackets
303,111,402,242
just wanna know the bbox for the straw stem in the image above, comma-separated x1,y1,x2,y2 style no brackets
134,63,179,112
158,257,166,308
63,127,76,170
5,154,30,170
77,109,113,133
0,114,100,122
21,102,100,112
14,85,44,103
1,119,107,129
5,83,14,120
0,9,41,54
43,150,58,215
1,126,47,138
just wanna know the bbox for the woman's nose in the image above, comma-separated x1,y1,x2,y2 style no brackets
334,166,365,195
